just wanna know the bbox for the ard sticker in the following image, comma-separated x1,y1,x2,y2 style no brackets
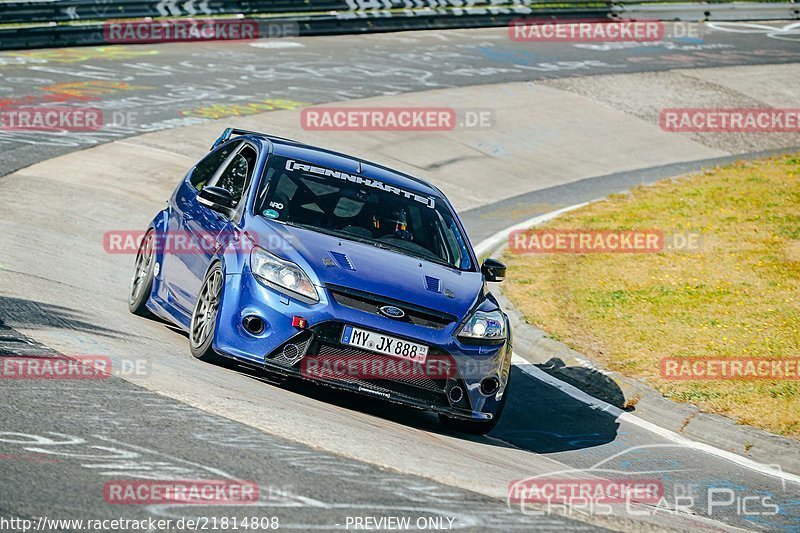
263,209,280,219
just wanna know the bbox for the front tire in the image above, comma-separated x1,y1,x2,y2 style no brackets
129,229,155,317
439,376,510,435
190,264,225,363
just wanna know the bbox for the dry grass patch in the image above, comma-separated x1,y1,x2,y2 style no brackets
502,154,800,437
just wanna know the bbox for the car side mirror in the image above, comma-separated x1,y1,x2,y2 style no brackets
198,186,236,217
481,258,506,283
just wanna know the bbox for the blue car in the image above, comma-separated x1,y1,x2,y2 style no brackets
129,128,512,434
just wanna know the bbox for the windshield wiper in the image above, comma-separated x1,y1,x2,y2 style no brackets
374,239,452,267
287,222,377,246
369,241,392,251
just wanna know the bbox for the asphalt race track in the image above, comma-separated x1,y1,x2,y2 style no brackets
2,22,800,176
1,22,800,532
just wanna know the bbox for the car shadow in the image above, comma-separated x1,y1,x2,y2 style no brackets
537,357,630,409
219,352,622,455
491,364,622,453
0,295,127,339
0,293,623,455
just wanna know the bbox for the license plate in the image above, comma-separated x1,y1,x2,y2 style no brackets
341,325,428,364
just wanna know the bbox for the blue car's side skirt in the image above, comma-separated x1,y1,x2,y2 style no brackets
146,291,191,331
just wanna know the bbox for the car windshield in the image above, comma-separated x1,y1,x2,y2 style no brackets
254,155,473,270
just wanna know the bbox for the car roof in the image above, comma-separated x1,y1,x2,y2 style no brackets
241,133,444,199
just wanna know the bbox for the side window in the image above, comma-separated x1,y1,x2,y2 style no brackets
258,171,297,220
211,145,258,206
443,216,470,270
190,141,241,191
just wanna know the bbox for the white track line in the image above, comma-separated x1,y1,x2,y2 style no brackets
513,356,800,486
473,203,588,258
479,208,800,486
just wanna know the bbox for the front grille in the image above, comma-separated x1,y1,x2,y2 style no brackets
328,285,455,330
315,342,450,392
264,322,471,411
314,342,452,407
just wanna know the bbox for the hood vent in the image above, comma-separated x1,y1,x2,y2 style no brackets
329,251,355,271
424,275,441,293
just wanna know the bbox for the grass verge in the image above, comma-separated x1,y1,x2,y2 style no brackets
502,154,800,437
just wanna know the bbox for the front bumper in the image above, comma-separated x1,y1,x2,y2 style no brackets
214,268,512,420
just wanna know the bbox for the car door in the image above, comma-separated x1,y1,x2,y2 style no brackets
180,141,260,309
159,141,243,314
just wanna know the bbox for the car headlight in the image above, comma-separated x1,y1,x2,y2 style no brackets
250,246,318,303
459,309,506,340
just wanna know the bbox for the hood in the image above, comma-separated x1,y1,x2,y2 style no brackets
247,217,481,319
